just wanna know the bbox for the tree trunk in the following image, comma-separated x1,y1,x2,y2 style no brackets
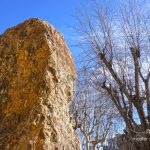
92,144,96,150
85,137,89,150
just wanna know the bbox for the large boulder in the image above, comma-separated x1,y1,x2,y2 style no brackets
0,18,80,150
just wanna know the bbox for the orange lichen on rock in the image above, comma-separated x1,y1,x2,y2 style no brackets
0,18,80,149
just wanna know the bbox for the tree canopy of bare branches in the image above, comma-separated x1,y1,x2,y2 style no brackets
70,67,120,150
73,0,150,149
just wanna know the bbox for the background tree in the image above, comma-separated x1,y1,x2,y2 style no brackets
70,67,120,150
73,0,150,149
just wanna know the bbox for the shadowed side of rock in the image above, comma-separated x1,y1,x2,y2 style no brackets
0,18,80,150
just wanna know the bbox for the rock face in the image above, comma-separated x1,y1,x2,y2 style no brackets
0,18,80,150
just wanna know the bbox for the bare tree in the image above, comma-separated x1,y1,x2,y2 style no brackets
70,67,120,150
73,0,150,149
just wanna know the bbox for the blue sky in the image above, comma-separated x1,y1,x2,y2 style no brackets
0,0,83,59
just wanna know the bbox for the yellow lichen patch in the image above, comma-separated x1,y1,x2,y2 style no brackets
18,125,43,150
3,42,49,115
3,88,22,115
16,50,32,78
36,46,49,72
26,88,39,109
3,51,32,115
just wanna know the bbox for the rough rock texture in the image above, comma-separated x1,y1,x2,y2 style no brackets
0,18,80,150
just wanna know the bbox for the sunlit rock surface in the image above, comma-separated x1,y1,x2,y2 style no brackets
0,18,80,150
